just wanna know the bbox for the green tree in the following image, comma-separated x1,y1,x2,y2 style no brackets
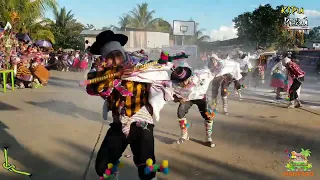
117,14,132,30
109,3,172,33
0,0,57,31
47,7,84,50
233,4,289,47
84,24,95,30
128,3,157,30
51,7,83,36
305,26,320,41
28,19,56,44
101,14,130,31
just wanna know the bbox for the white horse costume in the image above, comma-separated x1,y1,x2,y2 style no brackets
213,58,242,80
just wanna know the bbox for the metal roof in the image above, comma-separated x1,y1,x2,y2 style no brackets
80,30,102,35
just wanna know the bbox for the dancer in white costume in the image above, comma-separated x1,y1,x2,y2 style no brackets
171,66,216,147
209,53,242,115
232,49,253,98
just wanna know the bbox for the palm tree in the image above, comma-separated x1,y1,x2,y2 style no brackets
118,14,131,30
102,14,131,31
300,149,311,159
183,19,211,45
128,3,156,30
126,3,171,32
44,7,84,49
28,21,55,43
0,0,57,31
50,7,84,36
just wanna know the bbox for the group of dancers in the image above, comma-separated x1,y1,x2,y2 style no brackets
84,30,305,180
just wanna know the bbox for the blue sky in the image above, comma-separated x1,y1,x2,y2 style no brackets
46,0,320,40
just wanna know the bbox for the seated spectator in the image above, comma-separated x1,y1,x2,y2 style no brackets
16,56,34,88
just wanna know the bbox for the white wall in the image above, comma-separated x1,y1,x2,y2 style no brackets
146,32,170,48
83,31,170,50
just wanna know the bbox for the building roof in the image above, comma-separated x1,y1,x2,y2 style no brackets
81,28,170,36
310,39,320,43
80,30,102,36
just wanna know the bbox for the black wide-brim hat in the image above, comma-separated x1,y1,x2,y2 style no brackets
90,30,128,55
171,66,192,82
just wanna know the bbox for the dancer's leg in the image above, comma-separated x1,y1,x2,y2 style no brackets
220,79,230,115
95,123,128,177
176,101,193,144
193,98,215,147
129,123,156,180
288,79,302,108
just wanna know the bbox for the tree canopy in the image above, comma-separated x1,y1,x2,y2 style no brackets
233,4,290,48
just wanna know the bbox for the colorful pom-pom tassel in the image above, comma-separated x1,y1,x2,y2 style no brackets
163,168,169,174
186,123,190,128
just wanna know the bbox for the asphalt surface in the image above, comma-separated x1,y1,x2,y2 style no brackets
0,71,319,180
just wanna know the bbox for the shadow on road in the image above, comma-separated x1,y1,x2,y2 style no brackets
158,150,277,180
154,134,176,145
50,77,80,84
54,138,140,180
188,115,320,162
25,100,102,122
48,80,80,90
0,120,75,180
0,101,20,111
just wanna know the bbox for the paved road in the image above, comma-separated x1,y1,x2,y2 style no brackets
1,71,319,180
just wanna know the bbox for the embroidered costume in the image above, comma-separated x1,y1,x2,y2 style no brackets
171,66,216,147
85,30,174,180
86,31,158,180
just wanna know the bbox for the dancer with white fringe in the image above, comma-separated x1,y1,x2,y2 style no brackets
171,66,216,147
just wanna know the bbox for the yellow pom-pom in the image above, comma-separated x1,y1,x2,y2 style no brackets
162,160,169,168
118,162,124,168
146,158,153,166
107,163,114,169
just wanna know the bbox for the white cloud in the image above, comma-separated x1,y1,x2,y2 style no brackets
290,9,320,19
209,23,238,41
305,10,320,18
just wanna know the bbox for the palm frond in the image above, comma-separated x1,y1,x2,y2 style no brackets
31,29,55,44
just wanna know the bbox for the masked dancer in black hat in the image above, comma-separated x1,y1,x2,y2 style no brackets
86,30,158,180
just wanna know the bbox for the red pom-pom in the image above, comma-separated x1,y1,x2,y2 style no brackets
149,166,154,172
105,169,112,175
160,52,168,61
160,166,164,172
